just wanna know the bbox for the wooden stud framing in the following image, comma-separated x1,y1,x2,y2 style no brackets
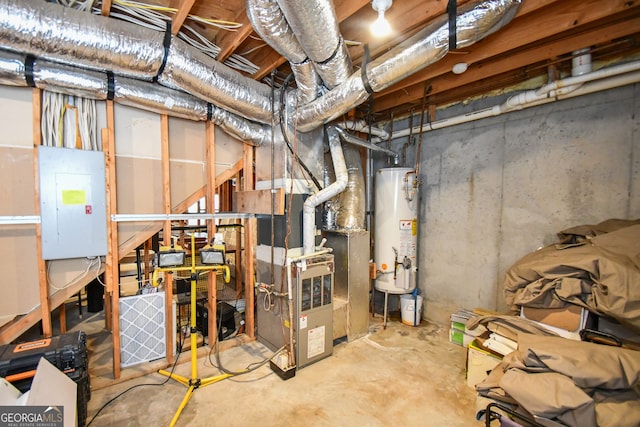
243,144,255,339
205,121,217,346
103,101,121,378
32,88,52,338
161,114,175,366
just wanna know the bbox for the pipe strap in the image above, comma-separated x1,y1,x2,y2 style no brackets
155,21,172,82
447,0,457,51
24,55,36,88
361,44,374,95
106,71,115,100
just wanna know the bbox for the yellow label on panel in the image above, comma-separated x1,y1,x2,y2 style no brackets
61,190,86,205
412,219,417,236
284,319,290,329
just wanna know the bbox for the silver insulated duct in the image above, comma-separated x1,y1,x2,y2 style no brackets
0,0,275,124
275,0,352,89
246,0,320,104
0,50,269,145
294,0,522,131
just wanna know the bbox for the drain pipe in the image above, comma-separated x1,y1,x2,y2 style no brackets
341,120,389,139
390,60,640,139
334,126,398,159
303,126,347,255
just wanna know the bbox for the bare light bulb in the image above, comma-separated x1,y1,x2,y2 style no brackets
371,0,392,38
371,9,391,37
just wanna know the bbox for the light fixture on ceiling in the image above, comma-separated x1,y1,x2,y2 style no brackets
371,0,392,38
452,62,469,74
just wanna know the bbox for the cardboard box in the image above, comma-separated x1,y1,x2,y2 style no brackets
466,340,502,389
0,358,77,427
520,305,590,340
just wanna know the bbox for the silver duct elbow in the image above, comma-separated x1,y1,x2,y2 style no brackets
246,0,320,103
294,0,522,131
275,0,352,89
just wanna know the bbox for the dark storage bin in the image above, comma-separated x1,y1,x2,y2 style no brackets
0,331,90,426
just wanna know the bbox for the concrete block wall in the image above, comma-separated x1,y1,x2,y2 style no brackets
384,84,640,326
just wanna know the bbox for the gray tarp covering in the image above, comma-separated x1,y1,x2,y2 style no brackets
476,333,640,427
503,219,640,333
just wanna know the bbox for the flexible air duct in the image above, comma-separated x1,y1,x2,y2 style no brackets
275,0,352,89
0,0,275,124
246,0,320,103
0,50,269,145
303,126,347,254
294,0,522,131
335,144,365,231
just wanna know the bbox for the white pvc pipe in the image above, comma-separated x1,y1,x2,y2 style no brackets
391,60,640,139
341,120,390,139
302,126,347,254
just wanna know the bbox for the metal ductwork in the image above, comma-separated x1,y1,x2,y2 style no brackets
294,0,522,131
275,0,352,89
0,0,521,139
245,0,320,104
303,126,347,254
335,144,366,231
0,0,275,125
0,50,269,146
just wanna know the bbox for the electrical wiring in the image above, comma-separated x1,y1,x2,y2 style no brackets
85,328,186,426
111,0,242,31
206,298,285,377
41,91,98,150
46,257,102,291
279,74,323,191
83,1,260,74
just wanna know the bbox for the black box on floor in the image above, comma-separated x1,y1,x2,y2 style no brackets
0,331,91,426
196,301,236,342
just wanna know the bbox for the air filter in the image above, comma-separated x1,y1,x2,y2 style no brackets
119,292,166,367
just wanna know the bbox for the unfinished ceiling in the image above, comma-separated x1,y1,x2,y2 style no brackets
94,0,640,123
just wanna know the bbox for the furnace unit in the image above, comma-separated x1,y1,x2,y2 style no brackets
256,249,334,369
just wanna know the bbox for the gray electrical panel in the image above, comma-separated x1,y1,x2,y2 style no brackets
38,146,107,260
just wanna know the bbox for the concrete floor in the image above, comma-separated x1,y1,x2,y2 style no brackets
83,313,483,427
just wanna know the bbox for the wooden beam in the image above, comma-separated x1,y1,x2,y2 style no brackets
160,114,175,366
234,188,285,215
101,0,112,16
172,0,197,35
216,14,254,63
32,88,52,339
205,121,217,346
103,100,121,379
0,310,43,345
373,0,640,112
243,144,255,339
216,158,244,186
254,55,288,82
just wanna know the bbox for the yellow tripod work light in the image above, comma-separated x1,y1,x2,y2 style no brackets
152,233,231,427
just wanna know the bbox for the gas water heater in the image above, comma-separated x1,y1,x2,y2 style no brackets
374,167,418,294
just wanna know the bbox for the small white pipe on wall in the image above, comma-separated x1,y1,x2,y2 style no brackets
391,60,640,140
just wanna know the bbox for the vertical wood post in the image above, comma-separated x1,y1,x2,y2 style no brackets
161,114,175,365
243,144,255,339
205,121,217,346
103,101,121,378
32,89,52,338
